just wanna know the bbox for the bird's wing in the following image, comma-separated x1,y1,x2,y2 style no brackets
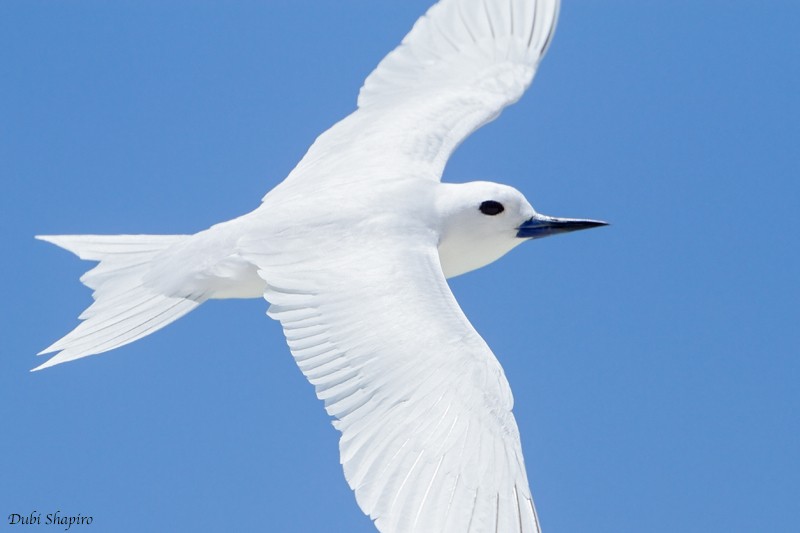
270,0,560,194
242,232,540,533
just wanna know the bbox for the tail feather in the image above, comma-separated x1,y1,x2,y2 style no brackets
35,234,204,371
36,234,185,259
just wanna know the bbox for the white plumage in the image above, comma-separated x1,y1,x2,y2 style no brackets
36,1,607,531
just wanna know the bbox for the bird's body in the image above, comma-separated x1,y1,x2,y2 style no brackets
36,1,606,531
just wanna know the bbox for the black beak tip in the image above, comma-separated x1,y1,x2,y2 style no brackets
588,220,610,228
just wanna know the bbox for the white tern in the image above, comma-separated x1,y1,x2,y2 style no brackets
36,0,607,531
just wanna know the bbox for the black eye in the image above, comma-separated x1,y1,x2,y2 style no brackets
479,200,505,216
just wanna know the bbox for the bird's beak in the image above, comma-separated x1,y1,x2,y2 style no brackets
516,215,608,239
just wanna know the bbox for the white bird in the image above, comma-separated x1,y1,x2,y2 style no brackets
36,0,606,531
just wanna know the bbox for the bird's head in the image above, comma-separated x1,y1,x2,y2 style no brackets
436,181,607,278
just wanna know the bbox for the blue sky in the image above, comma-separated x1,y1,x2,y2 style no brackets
2,1,799,531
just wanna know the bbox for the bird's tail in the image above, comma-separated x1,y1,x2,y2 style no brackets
34,234,204,371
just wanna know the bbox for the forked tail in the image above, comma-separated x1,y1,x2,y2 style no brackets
35,234,204,371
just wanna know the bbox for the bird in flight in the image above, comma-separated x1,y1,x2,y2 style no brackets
36,0,606,531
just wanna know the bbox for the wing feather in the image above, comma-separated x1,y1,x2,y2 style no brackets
267,0,560,197
243,234,540,532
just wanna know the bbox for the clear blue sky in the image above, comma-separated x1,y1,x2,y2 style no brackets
2,1,799,532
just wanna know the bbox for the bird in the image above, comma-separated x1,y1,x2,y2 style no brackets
36,0,606,531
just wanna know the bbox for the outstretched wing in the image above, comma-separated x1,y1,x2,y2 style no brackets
269,0,560,194
243,232,540,533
